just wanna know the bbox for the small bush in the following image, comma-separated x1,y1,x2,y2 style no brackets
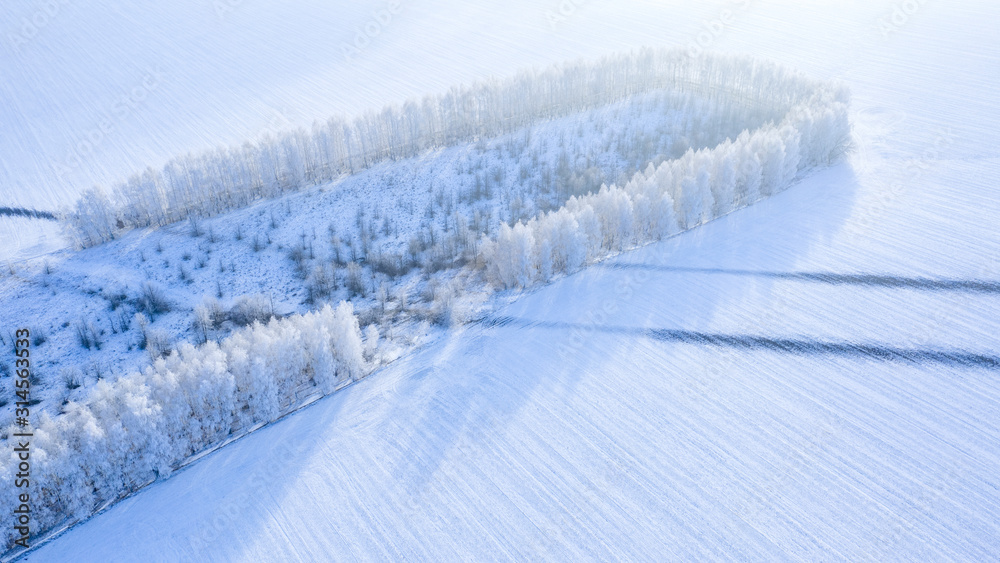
189,216,204,237
288,246,308,278
114,308,133,333
103,287,129,311
193,308,210,344
145,328,173,360
134,312,150,349
355,306,381,327
138,281,172,316
203,297,226,327
61,367,83,390
346,262,367,297
31,328,47,346
370,251,407,278
228,294,274,327
192,297,226,343
306,264,336,303
363,324,379,361
75,320,102,350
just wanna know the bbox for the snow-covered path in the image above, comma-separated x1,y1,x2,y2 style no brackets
22,1,1000,561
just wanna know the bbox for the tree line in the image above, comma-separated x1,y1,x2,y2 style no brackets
0,302,370,551
63,48,844,248
480,92,850,289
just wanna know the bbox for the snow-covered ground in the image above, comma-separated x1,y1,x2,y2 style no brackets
24,156,1000,560
9,0,1000,561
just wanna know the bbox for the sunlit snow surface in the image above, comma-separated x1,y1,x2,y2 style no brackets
15,0,1000,561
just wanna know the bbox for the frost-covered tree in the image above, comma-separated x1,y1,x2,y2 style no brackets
65,187,116,247
592,185,635,251
710,142,738,215
757,132,786,197
484,222,536,289
679,164,714,229
538,208,587,274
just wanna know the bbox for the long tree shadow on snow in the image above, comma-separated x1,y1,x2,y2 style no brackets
484,317,1000,369
597,264,1000,294
0,206,58,220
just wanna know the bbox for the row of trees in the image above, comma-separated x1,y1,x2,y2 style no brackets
480,90,850,288
0,302,369,550
63,48,845,248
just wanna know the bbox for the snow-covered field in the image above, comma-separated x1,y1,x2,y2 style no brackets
6,0,1000,561
25,158,1000,560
